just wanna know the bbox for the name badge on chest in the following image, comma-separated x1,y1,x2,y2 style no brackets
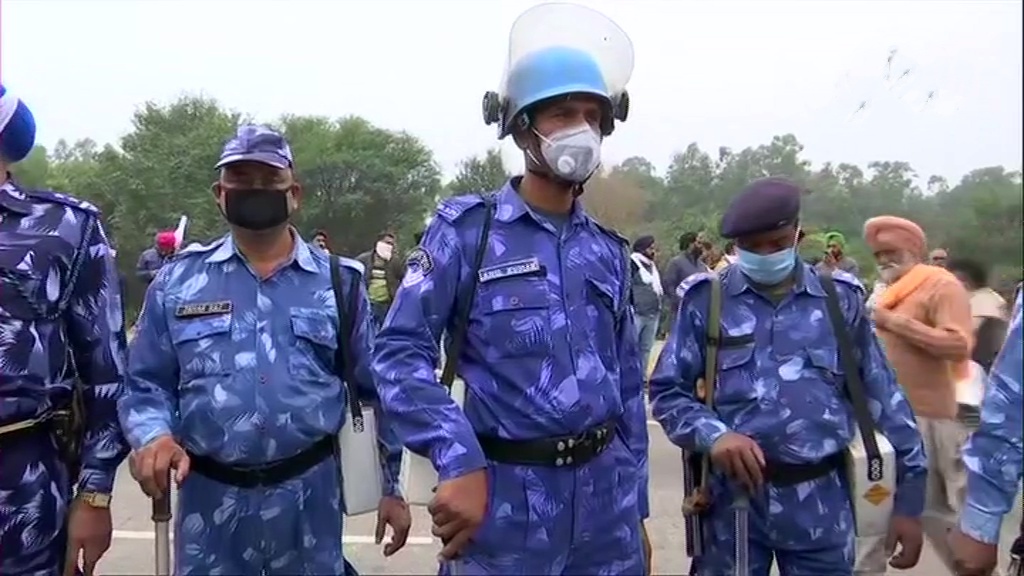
478,257,544,283
175,301,232,318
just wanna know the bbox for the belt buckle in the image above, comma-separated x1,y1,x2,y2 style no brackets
553,426,610,467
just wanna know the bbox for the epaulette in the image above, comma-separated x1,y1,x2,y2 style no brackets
336,255,365,277
591,219,629,248
26,190,100,215
676,271,717,300
435,194,487,224
828,269,866,295
175,237,225,258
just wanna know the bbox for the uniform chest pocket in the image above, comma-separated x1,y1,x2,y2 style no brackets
0,267,60,321
289,308,338,380
805,347,846,390
714,338,760,406
169,314,233,378
478,277,552,359
584,277,624,363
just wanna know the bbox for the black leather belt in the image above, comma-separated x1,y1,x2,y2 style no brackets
477,422,616,467
188,435,334,488
764,452,844,487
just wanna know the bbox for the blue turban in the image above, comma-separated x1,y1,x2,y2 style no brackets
0,84,37,163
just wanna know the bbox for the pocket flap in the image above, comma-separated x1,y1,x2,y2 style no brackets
170,315,231,344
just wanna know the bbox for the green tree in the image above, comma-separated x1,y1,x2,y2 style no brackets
446,148,509,196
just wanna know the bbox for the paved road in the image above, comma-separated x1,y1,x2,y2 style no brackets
97,408,1021,575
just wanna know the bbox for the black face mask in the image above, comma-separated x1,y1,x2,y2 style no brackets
222,188,291,231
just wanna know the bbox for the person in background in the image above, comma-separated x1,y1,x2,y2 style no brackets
717,240,738,268
701,245,723,271
860,215,974,575
136,231,177,285
947,258,1009,373
948,286,1022,576
930,248,949,268
817,231,860,277
357,231,402,329
630,234,663,370
311,229,331,253
663,231,710,314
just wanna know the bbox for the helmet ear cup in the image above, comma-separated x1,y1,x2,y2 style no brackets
613,90,630,122
482,91,502,126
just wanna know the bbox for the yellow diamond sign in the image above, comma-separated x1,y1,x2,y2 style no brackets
863,483,891,506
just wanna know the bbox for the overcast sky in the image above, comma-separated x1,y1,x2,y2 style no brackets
2,0,1021,184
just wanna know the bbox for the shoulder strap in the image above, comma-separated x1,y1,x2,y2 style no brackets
698,275,722,483
818,272,884,482
330,255,365,432
438,194,496,389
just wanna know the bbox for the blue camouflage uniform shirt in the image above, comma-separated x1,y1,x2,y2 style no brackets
0,180,128,493
650,265,928,517
960,288,1023,544
117,232,401,495
372,179,650,517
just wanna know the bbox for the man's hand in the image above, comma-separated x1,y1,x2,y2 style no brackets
641,521,653,576
375,495,411,557
129,435,190,498
64,499,113,576
428,469,488,561
948,527,999,576
709,432,765,494
871,307,897,329
884,515,923,569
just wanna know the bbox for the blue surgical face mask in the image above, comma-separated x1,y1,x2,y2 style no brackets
736,247,797,285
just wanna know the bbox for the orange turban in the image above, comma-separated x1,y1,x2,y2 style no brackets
863,216,927,259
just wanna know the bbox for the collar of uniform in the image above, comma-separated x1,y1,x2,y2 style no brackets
205,228,319,273
724,260,826,297
0,179,33,215
494,176,590,227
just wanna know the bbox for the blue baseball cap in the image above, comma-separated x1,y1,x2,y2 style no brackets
215,124,294,170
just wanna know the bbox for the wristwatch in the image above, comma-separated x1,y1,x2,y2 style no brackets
77,491,112,509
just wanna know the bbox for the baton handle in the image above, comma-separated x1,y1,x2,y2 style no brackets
151,491,171,523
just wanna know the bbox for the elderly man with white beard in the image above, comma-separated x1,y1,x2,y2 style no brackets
857,215,976,576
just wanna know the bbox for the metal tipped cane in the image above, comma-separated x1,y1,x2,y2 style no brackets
732,494,750,576
152,478,172,576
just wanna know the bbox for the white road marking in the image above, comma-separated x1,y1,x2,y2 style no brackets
112,530,435,546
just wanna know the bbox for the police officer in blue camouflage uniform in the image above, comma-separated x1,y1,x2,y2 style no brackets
371,6,650,575
650,177,928,576
0,84,129,575
950,286,1023,576
117,125,411,575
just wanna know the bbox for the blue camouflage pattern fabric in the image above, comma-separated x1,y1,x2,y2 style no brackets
372,179,650,575
650,265,928,575
959,287,1024,544
0,180,128,575
117,232,402,575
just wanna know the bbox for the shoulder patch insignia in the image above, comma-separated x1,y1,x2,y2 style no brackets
402,247,435,288
175,301,232,318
